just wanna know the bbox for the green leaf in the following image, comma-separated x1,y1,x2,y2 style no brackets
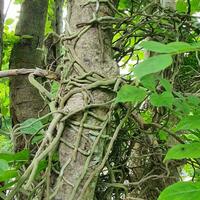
140,41,174,53
191,0,200,12
158,130,168,141
31,135,44,144
164,143,200,161
150,92,174,108
0,149,29,162
0,170,18,182
158,182,200,200
0,160,9,172
159,78,172,92
141,41,198,54
14,149,29,161
118,0,132,9
116,85,146,103
20,118,43,135
134,54,173,79
14,0,25,4
140,74,157,91
5,18,14,26
176,115,200,130
176,0,187,13
36,160,48,176
167,42,193,53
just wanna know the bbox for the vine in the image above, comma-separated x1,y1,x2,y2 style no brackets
0,1,200,200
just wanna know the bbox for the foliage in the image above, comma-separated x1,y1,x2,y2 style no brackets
116,40,200,199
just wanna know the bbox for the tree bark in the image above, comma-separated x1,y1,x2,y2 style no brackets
9,0,48,151
55,0,118,199
0,0,3,69
54,0,64,35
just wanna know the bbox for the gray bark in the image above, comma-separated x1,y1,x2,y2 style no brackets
160,0,176,9
55,0,118,199
55,0,64,35
9,0,48,151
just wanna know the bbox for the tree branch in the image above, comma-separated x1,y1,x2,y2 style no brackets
0,68,60,80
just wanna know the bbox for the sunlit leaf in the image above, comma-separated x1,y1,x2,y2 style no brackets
5,18,14,26
176,0,187,13
176,115,200,130
141,41,198,54
0,170,18,182
0,149,29,162
14,0,25,4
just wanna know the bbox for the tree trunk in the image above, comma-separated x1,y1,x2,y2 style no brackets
54,0,64,35
160,0,176,9
0,0,3,69
55,0,118,199
9,0,48,151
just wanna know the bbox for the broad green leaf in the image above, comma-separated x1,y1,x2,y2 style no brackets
176,0,200,13
164,143,200,161
20,118,43,135
118,0,131,9
141,74,157,91
141,41,198,54
158,182,200,200
14,0,25,4
0,170,18,182
116,85,146,103
0,160,9,172
140,41,174,53
5,18,14,26
191,0,200,12
150,92,174,108
176,0,187,13
176,115,200,130
134,54,173,79
158,130,168,141
0,149,29,162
